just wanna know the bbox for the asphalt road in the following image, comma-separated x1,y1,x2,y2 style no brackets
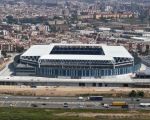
0,96,150,110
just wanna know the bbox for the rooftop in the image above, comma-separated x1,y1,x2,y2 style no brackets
21,45,53,57
21,44,133,61
102,45,133,59
39,54,114,61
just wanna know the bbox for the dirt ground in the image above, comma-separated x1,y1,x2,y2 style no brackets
56,112,150,119
0,86,149,97
57,112,150,117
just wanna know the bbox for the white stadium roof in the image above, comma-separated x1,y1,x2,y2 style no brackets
21,45,53,57
39,54,114,61
21,44,133,61
102,45,133,59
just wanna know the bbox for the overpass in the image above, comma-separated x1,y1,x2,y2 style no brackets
0,76,149,88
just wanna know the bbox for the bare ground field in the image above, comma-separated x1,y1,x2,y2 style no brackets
0,86,149,97
56,111,150,119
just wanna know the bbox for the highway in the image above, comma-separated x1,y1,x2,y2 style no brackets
0,96,150,110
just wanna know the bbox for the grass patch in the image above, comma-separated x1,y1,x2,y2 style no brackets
0,108,150,120
0,108,149,120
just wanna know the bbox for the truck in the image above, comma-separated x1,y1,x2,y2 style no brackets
88,96,103,101
111,101,128,106
140,103,150,107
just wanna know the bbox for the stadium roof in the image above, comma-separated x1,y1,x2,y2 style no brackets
21,44,133,61
39,54,114,61
102,45,133,59
21,45,53,57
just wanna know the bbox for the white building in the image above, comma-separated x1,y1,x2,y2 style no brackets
15,43,141,79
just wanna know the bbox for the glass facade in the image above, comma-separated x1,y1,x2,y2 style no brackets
36,64,141,78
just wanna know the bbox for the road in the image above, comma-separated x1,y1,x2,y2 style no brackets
0,53,17,76
0,96,150,110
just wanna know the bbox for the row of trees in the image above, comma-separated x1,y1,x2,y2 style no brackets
5,15,49,24
1,45,24,58
5,15,65,25
128,90,144,98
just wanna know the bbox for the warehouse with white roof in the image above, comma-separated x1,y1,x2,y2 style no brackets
15,44,140,79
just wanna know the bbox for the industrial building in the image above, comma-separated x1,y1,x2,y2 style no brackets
15,44,141,78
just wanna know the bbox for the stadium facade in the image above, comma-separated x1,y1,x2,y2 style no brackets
15,44,141,78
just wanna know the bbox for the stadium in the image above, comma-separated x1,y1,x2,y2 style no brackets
15,44,140,78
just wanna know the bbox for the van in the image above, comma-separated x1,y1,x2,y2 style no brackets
103,104,109,108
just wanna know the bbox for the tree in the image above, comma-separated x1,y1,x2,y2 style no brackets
6,15,18,24
1,51,7,58
16,46,24,53
128,90,137,97
137,91,144,98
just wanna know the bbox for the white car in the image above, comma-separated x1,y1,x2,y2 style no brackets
79,105,84,108
4,96,8,99
45,97,50,100
78,97,84,100
103,104,109,108
10,103,15,107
